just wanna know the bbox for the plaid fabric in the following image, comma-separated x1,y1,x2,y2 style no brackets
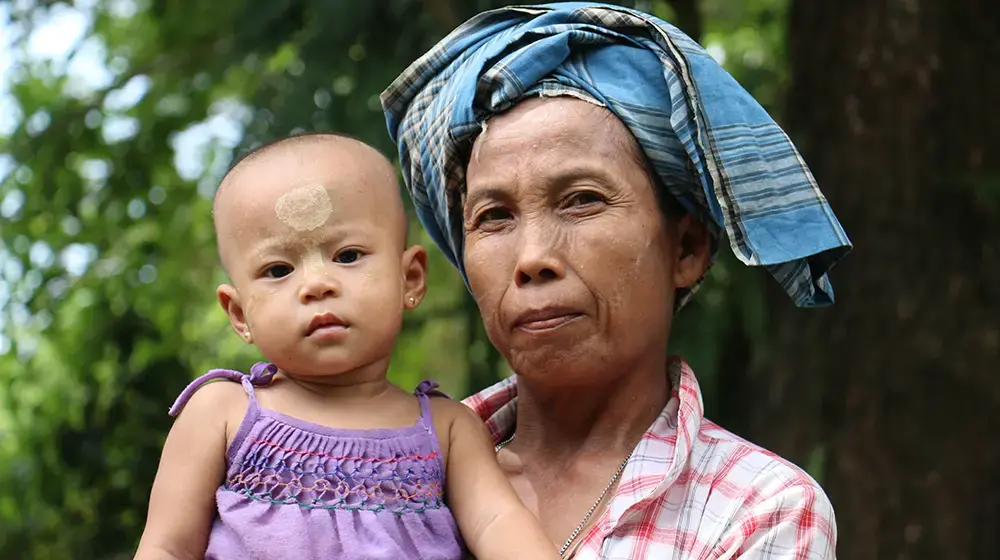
463,358,838,559
382,2,851,308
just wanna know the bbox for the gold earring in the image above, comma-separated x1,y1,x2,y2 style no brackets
408,297,416,306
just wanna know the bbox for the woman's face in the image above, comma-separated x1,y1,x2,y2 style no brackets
463,97,706,386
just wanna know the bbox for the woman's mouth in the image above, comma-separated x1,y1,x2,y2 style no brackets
513,308,584,332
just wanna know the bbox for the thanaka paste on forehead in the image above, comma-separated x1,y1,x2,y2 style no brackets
274,184,332,231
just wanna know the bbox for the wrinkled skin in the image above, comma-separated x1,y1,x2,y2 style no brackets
464,97,708,391
462,96,711,548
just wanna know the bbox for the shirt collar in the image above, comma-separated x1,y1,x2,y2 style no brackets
462,357,705,526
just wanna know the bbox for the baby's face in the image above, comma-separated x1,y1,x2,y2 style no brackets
214,140,419,378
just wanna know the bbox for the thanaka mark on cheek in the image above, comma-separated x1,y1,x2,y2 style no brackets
275,184,332,232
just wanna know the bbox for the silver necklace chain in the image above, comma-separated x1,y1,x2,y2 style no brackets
495,433,633,558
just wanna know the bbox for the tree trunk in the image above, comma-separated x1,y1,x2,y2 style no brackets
748,0,1000,558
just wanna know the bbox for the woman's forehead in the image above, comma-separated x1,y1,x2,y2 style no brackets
479,97,625,142
467,97,647,189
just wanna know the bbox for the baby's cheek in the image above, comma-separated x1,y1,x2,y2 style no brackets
368,290,404,324
242,295,261,326
244,290,273,323
251,295,298,342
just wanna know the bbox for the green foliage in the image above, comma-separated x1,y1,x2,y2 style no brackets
701,0,789,117
0,0,789,556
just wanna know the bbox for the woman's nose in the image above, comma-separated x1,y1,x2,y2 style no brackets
513,223,565,287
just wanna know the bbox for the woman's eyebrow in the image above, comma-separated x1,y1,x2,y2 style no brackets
542,164,614,187
464,187,510,211
464,162,619,213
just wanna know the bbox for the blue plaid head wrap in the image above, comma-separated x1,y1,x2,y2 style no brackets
381,2,851,308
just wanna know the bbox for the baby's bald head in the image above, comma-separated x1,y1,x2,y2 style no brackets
212,133,408,276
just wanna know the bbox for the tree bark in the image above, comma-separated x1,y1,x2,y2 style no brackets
748,0,1000,557
667,0,702,44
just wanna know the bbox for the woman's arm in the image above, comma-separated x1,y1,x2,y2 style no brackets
134,381,239,559
442,402,560,560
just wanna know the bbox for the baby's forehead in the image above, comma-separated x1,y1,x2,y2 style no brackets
215,145,404,247
218,143,392,209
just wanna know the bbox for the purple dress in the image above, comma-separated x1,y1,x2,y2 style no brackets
168,362,465,560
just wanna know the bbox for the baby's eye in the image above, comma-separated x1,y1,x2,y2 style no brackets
264,264,293,278
334,249,364,264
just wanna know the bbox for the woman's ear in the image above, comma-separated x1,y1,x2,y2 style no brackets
217,284,253,343
672,214,712,289
401,245,428,309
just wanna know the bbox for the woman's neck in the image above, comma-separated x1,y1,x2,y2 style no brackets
511,354,671,464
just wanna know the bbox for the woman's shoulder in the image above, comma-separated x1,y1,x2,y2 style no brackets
670,420,838,554
695,419,832,506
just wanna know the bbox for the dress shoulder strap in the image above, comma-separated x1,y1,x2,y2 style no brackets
413,379,448,398
414,380,451,436
413,379,450,422
413,379,450,481
167,362,278,417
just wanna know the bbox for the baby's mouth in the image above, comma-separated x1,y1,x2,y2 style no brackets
306,312,349,336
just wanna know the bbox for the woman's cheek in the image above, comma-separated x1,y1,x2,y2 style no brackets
587,224,662,310
465,243,507,335
464,241,497,296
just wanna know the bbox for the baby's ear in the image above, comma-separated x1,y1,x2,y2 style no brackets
217,284,253,343
401,245,428,309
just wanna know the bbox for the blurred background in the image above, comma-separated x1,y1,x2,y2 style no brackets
0,0,997,558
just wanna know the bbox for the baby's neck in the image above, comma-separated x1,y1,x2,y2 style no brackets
277,359,393,401
253,359,415,432
283,375,393,401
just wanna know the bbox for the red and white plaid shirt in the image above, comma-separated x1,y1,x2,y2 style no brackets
463,357,837,559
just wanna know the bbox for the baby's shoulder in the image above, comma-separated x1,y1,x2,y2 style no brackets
172,377,248,422
426,389,477,427
188,377,247,403
425,390,493,456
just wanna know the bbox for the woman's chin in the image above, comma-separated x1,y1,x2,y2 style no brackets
505,343,610,387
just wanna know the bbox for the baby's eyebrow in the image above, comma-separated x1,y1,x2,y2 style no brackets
252,237,301,256
249,226,362,257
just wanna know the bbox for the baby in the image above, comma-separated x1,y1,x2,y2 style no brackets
135,133,558,560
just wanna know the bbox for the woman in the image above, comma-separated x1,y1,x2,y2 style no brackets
381,3,850,558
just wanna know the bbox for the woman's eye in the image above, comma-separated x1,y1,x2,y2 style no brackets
335,249,363,264
264,264,293,278
566,191,605,207
476,207,512,226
